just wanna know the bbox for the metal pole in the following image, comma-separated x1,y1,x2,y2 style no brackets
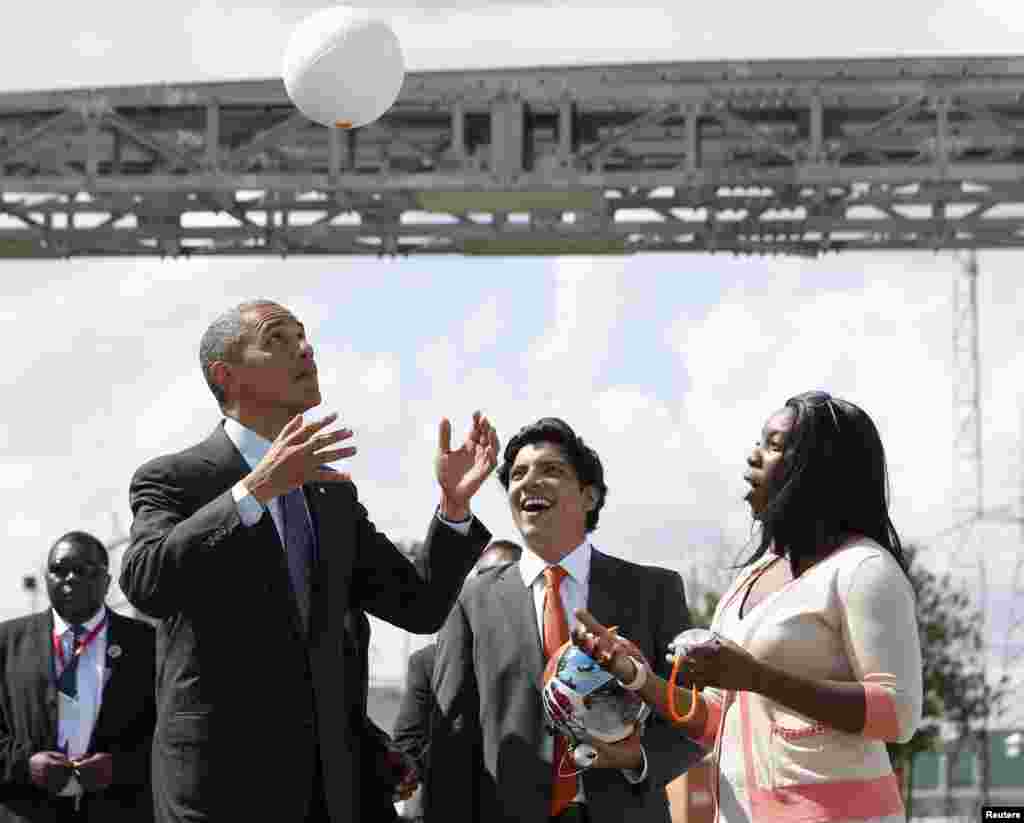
951,250,989,818
21,575,39,615
966,251,991,816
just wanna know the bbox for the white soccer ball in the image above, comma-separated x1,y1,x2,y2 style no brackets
282,6,406,129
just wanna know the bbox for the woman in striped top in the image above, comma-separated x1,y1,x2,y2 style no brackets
574,391,922,823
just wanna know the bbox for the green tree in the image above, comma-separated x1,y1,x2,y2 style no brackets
690,590,721,630
886,544,1010,819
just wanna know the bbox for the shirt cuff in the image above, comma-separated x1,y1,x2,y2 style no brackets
621,745,648,784
232,481,265,527
435,509,473,536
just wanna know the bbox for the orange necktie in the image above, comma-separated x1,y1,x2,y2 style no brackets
543,565,576,817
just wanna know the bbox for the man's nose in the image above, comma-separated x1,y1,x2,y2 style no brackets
513,474,533,492
523,474,547,492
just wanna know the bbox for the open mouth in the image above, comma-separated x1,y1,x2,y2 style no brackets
521,496,553,514
55,589,86,604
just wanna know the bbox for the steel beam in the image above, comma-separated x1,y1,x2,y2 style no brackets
3,56,1024,257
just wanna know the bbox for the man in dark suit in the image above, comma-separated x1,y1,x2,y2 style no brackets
427,418,704,823
0,531,156,823
120,300,497,823
391,643,435,821
343,609,417,823
393,540,523,822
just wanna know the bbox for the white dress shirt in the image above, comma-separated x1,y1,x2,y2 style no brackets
224,417,473,536
52,606,108,797
518,541,647,797
225,418,313,540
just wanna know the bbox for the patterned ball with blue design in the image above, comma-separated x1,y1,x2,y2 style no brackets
542,640,650,744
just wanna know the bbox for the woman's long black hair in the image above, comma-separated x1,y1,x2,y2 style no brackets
742,391,910,578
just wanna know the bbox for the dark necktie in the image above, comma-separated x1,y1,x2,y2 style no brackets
283,487,315,625
56,624,86,699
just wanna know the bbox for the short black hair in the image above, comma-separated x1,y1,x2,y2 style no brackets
480,540,523,562
497,417,607,532
198,299,278,405
48,531,109,568
475,540,523,576
744,391,909,578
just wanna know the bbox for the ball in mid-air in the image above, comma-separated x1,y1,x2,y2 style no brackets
282,5,405,129
542,640,650,745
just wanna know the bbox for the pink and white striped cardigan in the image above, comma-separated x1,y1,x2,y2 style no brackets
692,538,922,823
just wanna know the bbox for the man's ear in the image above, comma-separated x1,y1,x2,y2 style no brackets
583,486,599,512
210,361,232,397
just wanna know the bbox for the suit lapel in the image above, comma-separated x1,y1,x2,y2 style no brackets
276,509,308,642
206,423,309,640
304,480,344,639
92,612,122,747
202,421,254,479
497,564,544,682
29,611,59,748
253,510,305,642
585,549,622,630
304,483,326,573
494,564,547,756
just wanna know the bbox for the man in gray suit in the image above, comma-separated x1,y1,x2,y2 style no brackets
427,418,704,823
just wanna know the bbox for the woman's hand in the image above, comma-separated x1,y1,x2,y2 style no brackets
571,608,652,686
677,634,764,693
573,609,711,733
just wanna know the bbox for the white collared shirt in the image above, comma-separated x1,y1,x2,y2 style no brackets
52,606,108,796
518,540,592,652
224,417,312,543
518,541,646,792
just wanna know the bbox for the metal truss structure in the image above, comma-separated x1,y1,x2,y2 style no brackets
947,251,1023,816
3,55,1024,257
953,251,984,524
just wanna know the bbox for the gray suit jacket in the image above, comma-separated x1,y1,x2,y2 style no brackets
427,549,705,823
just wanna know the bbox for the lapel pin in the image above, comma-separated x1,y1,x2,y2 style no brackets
107,644,123,659
318,487,326,495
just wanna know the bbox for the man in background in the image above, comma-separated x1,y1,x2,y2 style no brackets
345,610,418,822
0,531,156,823
392,541,523,821
475,541,525,576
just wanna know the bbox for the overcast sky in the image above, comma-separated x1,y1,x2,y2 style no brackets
2,0,1024,91
1,2,1021,713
